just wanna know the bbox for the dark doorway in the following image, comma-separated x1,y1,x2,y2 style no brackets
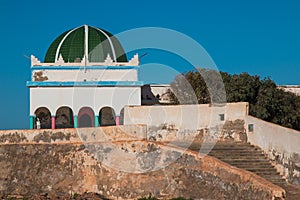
55,106,74,128
35,107,51,129
99,107,116,126
78,107,94,128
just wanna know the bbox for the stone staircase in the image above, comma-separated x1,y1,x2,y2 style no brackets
184,141,300,199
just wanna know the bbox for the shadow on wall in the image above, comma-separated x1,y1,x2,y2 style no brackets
141,85,160,105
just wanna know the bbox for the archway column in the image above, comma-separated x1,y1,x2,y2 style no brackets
99,112,102,126
74,115,78,128
30,116,35,130
51,116,55,129
116,115,120,126
95,115,99,127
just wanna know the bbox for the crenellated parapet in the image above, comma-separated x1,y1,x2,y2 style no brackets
31,53,140,67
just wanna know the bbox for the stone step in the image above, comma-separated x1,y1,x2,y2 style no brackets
209,148,264,152
263,178,285,183
213,158,269,162
198,148,264,153
259,174,284,178
243,168,279,172
235,169,280,175
251,172,281,177
260,178,285,184
227,165,275,169
188,141,300,200
210,153,264,156
207,149,265,155
188,141,300,199
223,163,273,167
210,155,267,159
220,159,270,163
198,145,253,147
268,178,286,182
282,184,300,199
190,142,252,146
196,146,259,150
207,143,256,147
188,141,287,187
269,181,287,186
200,151,264,155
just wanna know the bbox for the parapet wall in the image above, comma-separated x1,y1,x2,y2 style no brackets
124,102,249,130
246,116,300,185
124,102,249,144
0,125,146,144
0,125,285,199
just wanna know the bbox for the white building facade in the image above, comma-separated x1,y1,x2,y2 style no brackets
278,85,300,96
27,25,142,129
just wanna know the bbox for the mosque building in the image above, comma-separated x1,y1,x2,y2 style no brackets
27,25,143,129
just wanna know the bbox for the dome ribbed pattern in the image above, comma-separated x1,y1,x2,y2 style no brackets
44,25,127,63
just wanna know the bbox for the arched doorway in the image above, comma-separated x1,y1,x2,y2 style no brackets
35,107,51,129
99,107,116,126
78,107,94,128
55,106,74,128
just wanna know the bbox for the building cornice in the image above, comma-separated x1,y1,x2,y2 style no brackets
30,66,139,70
26,81,144,87
31,54,139,67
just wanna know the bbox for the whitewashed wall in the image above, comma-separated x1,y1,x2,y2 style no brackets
124,102,248,130
30,87,141,116
246,116,300,184
32,69,138,82
246,116,300,154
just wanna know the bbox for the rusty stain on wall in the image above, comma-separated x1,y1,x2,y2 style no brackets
33,71,48,82
147,120,247,143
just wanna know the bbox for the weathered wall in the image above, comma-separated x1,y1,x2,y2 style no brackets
124,103,248,129
0,125,285,199
246,116,300,185
0,125,146,144
146,119,247,144
125,103,248,143
32,69,138,82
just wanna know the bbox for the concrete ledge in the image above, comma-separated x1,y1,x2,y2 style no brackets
0,125,147,144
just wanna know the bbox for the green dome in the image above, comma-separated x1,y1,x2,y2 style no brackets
44,25,127,63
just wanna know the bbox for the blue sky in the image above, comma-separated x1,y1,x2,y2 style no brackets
0,0,299,130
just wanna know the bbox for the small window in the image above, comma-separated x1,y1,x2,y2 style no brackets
219,114,225,121
248,124,254,132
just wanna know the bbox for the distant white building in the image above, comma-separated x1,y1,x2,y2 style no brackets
141,84,171,105
278,85,300,96
27,25,142,129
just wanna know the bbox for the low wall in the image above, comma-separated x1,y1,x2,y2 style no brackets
0,125,146,144
0,126,285,199
124,102,248,130
124,103,249,143
246,116,300,185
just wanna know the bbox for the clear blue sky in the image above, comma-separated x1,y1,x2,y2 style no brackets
0,0,299,130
